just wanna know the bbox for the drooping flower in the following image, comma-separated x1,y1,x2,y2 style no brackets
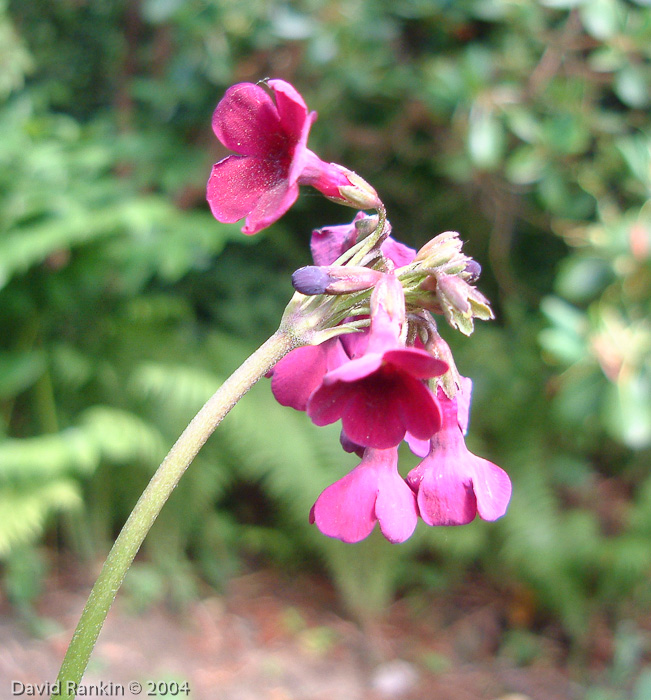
310,447,418,543
400,376,473,458
407,386,511,526
207,80,380,235
307,276,447,449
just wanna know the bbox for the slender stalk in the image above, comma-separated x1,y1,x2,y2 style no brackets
52,329,298,699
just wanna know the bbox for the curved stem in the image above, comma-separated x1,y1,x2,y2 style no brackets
52,329,298,699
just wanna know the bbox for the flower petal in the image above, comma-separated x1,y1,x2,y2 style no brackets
268,79,312,143
339,429,365,457
396,376,442,439
311,463,379,543
321,353,383,384
470,457,512,521
271,340,347,411
241,179,299,235
212,83,282,157
306,381,350,427
310,213,366,266
375,463,419,543
341,326,370,359
456,377,473,435
207,155,276,224
271,346,326,411
384,348,448,379
340,380,407,448
380,237,416,267
410,461,477,526
404,432,431,458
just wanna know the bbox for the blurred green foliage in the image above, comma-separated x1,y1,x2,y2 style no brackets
1,0,650,661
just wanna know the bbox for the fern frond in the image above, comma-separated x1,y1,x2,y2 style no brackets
129,363,221,423
80,406,166,467
0,479,81,559
0,430,99,481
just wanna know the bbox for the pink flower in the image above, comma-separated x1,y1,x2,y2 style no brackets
307,276,447,449
310,447,418,543
270,338,348,411
207,80,379,235
407,388,511,526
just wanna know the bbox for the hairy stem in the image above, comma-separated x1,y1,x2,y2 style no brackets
51,329,298,699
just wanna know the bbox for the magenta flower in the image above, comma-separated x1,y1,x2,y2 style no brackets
310,447,418,543
270,338,348,411
207,80,379,235
307,276,447,449
407,388,511,526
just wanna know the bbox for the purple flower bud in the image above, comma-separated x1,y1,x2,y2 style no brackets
292,266,335,295
464,260,482,282
293,265,384,295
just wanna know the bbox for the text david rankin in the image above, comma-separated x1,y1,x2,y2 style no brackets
12,681,127,696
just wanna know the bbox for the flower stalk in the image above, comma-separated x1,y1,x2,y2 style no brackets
51,329,299,700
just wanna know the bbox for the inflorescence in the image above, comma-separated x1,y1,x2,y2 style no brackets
207,79,511,544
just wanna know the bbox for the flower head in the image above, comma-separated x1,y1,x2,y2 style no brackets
310,447,418,543
407,386,511,526
307,276,447,448
207,80,380,235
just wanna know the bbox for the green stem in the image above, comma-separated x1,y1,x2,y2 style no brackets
52,329,298,699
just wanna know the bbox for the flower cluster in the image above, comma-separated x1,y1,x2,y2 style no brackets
208,79,511,543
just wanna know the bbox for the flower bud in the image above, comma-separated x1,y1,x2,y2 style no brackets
437,273,474,313
463,260,482,282
292,265,383,296
332,166,383,211
435,273,494,336
355,214,380,238
300,157,381,211
414,231,464,268
370,274,406,332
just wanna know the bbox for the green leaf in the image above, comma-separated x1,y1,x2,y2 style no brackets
80,406,166,467
580,0,622,40
603,374,651,449
554,255,614,303
541,114,591,155
634,669,651,700
0,351,46,399
505,145,546,185
142,0,186,23
615,65,651,109
468,106,504,170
